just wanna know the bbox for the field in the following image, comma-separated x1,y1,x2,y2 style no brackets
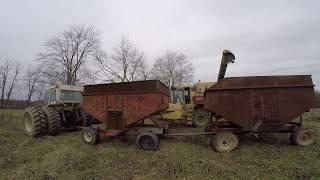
0,109,320,179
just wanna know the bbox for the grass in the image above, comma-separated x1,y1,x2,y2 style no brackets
0,109,320,179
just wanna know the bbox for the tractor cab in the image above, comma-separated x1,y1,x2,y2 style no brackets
44,85,83,106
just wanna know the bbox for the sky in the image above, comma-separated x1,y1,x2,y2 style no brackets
0,0,319,90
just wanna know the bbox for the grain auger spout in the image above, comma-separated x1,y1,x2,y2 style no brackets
217,50,235,81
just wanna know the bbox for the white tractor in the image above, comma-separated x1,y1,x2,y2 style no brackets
23,85,92,137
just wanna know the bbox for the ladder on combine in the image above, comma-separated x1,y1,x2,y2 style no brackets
182,104,194,125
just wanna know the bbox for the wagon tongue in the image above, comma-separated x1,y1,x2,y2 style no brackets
217,50,235,81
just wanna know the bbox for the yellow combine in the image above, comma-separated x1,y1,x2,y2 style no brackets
162,82,214,126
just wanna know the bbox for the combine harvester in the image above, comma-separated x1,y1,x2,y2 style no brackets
163,81,214,127
81,50,317,152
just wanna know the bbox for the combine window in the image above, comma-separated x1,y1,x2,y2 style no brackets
171,89,185,105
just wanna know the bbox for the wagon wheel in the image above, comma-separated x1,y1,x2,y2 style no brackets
210,132,239,152
136,132,159,151
23,107,47,137
82,127,100,145
290,128,317,146
193,109,210,127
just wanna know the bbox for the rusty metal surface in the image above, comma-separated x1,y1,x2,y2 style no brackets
83,80,169,130
204,75,316,130
193,95,205,106
84,80,169,96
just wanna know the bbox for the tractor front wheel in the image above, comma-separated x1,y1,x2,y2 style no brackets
23,107,47,137
290,128,316,146
211,132,239,152
136,132,159,151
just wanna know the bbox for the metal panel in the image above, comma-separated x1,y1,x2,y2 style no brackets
84,80,169,96
83,80,169,130
107,111,123,129
204,75,316,131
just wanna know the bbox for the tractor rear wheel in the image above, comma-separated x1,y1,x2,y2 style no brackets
23,107,47,137
136,132,159,151
290,128,316,146
82,127,100,145
193,109,210,127
211,132,239,152
42,106,62,136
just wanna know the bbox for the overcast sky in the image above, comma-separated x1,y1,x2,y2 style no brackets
0,0,319,89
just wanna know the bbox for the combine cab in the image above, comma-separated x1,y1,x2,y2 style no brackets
163,82,214,126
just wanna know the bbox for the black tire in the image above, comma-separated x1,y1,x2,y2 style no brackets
23,107,47,137
136,132,159,151
211,132,239,152
289,132,296,145
42,106,62,136
82,127,100,145
290,128,317,146
193,109,210,127
81,111,92,127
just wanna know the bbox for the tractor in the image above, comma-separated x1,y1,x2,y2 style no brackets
23,85,91,137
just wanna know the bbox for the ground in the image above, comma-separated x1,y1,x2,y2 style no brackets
0,109,320,180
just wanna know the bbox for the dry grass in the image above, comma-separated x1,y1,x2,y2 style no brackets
0,109,320,179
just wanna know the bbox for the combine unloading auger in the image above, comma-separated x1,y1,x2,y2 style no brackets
217,50,235,81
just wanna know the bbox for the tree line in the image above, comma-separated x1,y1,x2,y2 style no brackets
0,25,194,108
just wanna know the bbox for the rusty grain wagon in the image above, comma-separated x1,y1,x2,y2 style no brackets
204,75,317,152
82,80,170,150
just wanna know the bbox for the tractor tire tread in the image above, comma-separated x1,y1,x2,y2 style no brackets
24,107,47,137
42,106,62,136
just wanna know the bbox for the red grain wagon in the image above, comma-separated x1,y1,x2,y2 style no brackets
204,75,317,152
82,80,170,150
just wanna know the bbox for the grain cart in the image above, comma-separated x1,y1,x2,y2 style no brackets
82,80,169,150
23,85,91,137
204,75,317,152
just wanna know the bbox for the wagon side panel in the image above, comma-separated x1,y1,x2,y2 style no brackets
278,86,316,124
205,89,253,129
123,93,169,127
250,88,279,125
83,95,107,123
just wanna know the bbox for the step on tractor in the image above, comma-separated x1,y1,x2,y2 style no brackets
23,85,91,137
162,82,214,127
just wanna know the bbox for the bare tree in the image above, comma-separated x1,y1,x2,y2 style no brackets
5,62,20,106
25,66,41,105
95,37,148,82
140,62,151,80
35,74,47,101
0,60,21,108
0,60,12,108
151,51,194,87
38,25,100,85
